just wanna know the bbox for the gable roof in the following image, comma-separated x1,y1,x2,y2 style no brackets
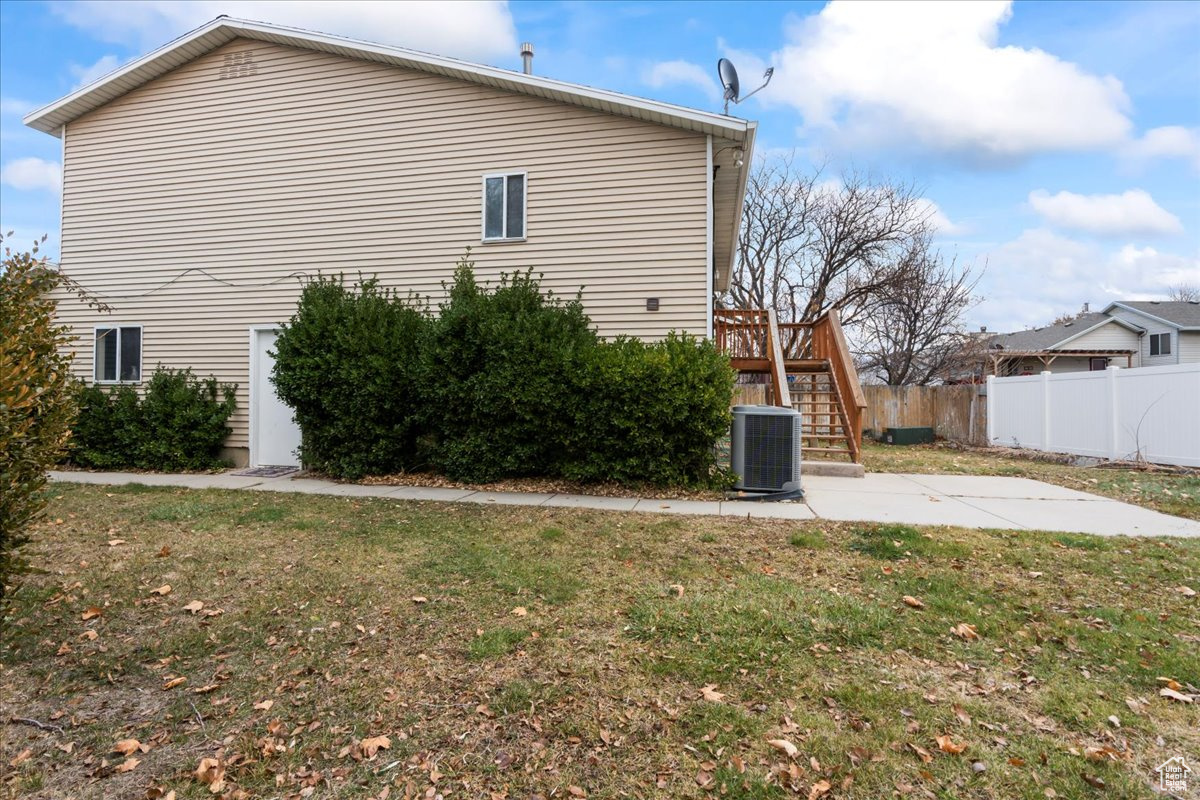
988,312,1142,351
22,16,754,144
1103,300,1200,331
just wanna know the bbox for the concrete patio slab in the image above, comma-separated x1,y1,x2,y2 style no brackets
542,494,641,511
461,491,555,506
802,473,930,495
631,498,723,515
805,489,1024,529
903,474,1101,501
954,496,1200,537
721,500,816,520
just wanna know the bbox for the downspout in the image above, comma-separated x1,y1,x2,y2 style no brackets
706,134,714,339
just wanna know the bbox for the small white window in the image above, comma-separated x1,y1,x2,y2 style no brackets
482,172,526,241
1149,332,1171,356
94,326,142,383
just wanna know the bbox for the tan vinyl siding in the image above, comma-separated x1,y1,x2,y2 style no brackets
55,39,710,454
1060,322,1141,367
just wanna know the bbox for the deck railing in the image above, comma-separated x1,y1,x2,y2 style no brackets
714,307,866,461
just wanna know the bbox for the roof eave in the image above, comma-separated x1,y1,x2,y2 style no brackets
716,121,756,294
24,16,752,142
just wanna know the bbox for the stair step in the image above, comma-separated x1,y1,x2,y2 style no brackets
803,446,853,454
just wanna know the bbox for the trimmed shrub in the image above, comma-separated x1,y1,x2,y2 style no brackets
1,237,79,600
70,368,236,471
418,260,597,482
564,333,736,487
272,276,427,479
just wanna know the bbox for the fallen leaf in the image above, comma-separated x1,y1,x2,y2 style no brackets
108,539,125,546
116,757,140,772
361,735,390,759
1081,774,1106,789
182,600,204,614
9,748,32,767
411,596,428,604
902,595,925,609
808,780,832,800
163,676,187,690
700,684,725,703
908,743,933,763
768,738,799,758
951,623,980,640
253,699,274,711
80,629,98,641
669,584,685,598
195,757,225,793
567,787,587,798
935,735,968,755
1178,585,1196,597
1159,687,1194,703
157,546,171,558
511,606,528,617
81,606,102,621
149,584,172,596
114,739,141,755
1158,677,1183,691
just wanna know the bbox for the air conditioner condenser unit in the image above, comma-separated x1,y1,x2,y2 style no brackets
731,405,802,495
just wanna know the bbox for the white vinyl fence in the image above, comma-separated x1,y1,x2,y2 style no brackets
986,363,1200,467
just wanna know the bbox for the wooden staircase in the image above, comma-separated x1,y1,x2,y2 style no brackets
715,308,867,463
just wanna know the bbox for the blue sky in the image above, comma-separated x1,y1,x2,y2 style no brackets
1,0,1197,331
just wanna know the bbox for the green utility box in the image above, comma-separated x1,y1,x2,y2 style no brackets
882,426,935,445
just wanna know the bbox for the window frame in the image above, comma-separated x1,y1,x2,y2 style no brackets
480,171,528,243
1149,332,1171,357
93,324,144,384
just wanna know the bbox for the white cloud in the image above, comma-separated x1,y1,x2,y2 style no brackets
0,98,35,116
642,60,721,102
1123,126,1200,173
48,0,518,63
969,228,1200,331
70,54,124,91
757,0,1131,161
0,157,62,192
915,199,968,236
1028,189,1183,237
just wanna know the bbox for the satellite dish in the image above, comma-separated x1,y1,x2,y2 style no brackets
717,58,774,114
718,58,740,106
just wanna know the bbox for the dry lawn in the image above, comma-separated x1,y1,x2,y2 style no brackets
2,483,1198,799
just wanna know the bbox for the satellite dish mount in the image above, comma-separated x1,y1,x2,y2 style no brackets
718,57,774,115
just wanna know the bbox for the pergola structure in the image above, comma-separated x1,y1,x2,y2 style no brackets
986,348,1134,376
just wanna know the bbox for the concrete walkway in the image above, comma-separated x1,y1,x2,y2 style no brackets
48,470,1200,538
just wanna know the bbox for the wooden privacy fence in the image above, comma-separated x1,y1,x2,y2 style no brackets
860,384,988,446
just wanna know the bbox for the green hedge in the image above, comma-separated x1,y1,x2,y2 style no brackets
70,368,236,471
271,276,426,479
273,257,735,487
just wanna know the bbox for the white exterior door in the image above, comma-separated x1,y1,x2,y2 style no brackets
251,329,302,467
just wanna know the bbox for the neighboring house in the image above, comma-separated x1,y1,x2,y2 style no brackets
983,312,1143,376
1103,301,1200,367
24,17,755,468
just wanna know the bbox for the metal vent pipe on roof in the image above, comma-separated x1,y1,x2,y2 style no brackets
521,42,534,74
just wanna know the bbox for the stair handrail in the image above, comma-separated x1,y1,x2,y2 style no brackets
810,309,865,461
765,309,792,408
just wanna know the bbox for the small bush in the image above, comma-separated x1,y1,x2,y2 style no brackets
563,333,735,487
1,236,79,600
70,368,236,471
272,276,426,479
418,260,596,483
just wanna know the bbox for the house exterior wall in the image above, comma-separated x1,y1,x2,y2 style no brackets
53,39,711,458
1178,331,1200,364
1107,307,1178,366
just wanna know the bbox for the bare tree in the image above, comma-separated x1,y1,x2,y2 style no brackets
722,153,935,326
1168,284,1199,302
855,240,982,385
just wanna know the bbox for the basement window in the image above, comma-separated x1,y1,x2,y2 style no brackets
1149,332,1171,356
94,326,142,383
482,172,526,241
